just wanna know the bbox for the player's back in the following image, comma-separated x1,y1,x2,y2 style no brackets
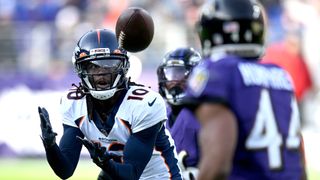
188,55,306,179
231,57,304,179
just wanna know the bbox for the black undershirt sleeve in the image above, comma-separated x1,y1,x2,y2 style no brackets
102,122,162,180
45,124,84,179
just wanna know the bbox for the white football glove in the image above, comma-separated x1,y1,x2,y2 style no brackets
177,150,199,180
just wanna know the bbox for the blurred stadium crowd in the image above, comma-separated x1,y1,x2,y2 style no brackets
0,0,203,91
0,0,320,173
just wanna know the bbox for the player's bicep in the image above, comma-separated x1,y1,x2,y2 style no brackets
195,103,231,125
45,125,84,179
195,103,237,179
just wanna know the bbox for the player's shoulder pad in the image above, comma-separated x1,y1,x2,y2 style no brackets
122,86,167,133
60,90,86,110
124,85,166,111
60,91,87,126
204,55,241,77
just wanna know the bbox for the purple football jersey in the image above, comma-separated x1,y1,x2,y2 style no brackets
166,106,200,167
185,55,305,179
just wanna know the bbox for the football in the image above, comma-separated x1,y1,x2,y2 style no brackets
115,7,154,52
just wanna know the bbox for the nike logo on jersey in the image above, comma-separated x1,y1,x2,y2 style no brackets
148,97,157,106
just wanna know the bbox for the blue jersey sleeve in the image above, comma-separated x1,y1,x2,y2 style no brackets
101,122,162,180
45,125,84,179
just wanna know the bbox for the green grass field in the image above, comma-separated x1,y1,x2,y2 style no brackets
0,158,101,180
0,158,319,179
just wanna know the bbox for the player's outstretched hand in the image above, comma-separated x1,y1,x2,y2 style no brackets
38,107,57,148
76,136,120,169
178,150,198,180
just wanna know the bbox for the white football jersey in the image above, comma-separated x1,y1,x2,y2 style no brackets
60,85,180,179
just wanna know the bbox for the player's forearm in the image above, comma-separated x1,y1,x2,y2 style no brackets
98,123,161,179
45,125,83,179
101,161,137,180
196,104,237,180
94,144,149,180
45,144,77,179
197,124,230,180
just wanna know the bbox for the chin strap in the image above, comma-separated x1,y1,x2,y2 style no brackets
86,74,123,100
164,88,185,105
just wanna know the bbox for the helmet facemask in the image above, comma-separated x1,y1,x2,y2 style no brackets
76,55,129,100
72,29,130,100
158,65,191,105
157,47,202,106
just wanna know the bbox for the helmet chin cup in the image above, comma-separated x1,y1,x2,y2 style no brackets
164,88,185,106
89,88,117,100
167,98,183,106
168,86,184,97
84,74,122,100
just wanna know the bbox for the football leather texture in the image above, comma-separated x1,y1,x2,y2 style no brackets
116,7,154,52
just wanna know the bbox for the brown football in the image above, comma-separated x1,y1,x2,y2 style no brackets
115,7,154,52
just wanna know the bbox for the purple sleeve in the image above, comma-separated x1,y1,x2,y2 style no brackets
185,58,235,106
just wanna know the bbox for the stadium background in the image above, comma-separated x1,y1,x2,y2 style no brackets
0,0,319,179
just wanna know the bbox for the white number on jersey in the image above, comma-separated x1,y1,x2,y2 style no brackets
245,89,301,169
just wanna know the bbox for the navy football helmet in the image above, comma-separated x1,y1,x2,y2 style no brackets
157,47,201,105
72,29,129,100
197,0,266,59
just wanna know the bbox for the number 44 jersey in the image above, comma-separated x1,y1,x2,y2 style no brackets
186,55,306,180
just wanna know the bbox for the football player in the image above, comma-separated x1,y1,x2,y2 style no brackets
38,29,182,180
183,0,307,179
157,47,202,179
